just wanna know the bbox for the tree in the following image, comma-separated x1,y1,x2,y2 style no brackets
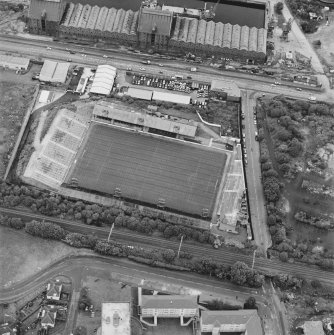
279,163,290,174
263,177,281,202
276,2,283,13
25,220,66,240
230,262,249,286
162,249,176,263
244,296,257,309
279,252,289,262
288,138,302,157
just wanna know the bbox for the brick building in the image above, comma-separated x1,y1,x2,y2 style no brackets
28,0,66,36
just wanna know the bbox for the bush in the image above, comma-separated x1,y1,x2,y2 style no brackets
25,220,66,240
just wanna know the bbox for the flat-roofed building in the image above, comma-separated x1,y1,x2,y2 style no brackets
101,302,131,335
210,79,241,101
137,7,173,49
139,291,199,327
28,0,66,36
126,87,153,100
300,321,325,335
0,55,30,71
152,91,191,105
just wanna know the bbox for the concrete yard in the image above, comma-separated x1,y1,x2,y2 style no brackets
68,124,227,216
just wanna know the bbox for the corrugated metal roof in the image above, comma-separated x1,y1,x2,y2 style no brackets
130,11,139,35
90,65,116,95
152,91,191,105
187,18,198,43
204,20,215,45
142,295,198,310
126,87,153,100
86,5,100,30
39,60,70,83
222,23,232,48
239,25,249,50
137,8,173,36
95,6,108,31
231,24,241,49
0,54,30,69
103,7,117,32
257,28,266,54
68,3,83,27
121,10,134,34
113,8,125,33
93,102,197,137
171,16,181,40
213,22,224,47
62,3,75,26
77,4,91,29
196,19,206,44
179,18,190,42
248,27,258,52
28,0,64,21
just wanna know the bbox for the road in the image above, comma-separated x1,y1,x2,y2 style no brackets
242,90,271,252
0,35,332,102
1,207,333,285
0,254,282,335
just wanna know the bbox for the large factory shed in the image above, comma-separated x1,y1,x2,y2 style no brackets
126,87,153,100
93,102,197,138
39,60,70,83
90,65,116,95
0,55,30,70
152,91,191,105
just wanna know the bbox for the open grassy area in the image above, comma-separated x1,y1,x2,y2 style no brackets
0,226,87,287
68,124,227,216
0,81,36,178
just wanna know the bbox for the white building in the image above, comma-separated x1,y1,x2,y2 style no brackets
39,60,70,83
201,310,262,335
90,64,117,95
101,302,131,335
0,55,30,71
139,288,198,327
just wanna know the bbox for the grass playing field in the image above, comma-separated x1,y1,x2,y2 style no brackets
69,124,227,216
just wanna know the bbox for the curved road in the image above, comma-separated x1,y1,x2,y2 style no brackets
1,207,333,285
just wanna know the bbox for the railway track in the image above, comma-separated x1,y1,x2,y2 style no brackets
1,207,333,284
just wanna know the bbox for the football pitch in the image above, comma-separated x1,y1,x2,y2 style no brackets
68,124,227,216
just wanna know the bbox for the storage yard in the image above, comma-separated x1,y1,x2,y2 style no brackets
68,124,227,217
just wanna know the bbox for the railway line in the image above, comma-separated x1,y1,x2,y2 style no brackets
1,207,333,284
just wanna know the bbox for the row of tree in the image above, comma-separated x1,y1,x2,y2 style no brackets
0,182,215,244
0,216,265,288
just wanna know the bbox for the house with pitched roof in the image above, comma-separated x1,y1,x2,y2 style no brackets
46,280,62,301
0,324,17,335
201,310,262,335
40,306,57,329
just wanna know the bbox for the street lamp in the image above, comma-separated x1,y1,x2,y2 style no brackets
251,249,257,270
177,235,184,258
107,222,115,243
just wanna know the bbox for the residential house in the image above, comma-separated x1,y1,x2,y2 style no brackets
201,310,262,335
46,280,62,301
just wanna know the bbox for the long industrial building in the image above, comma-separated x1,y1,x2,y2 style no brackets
28,0,267,63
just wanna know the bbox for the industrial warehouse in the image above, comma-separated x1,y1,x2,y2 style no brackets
28,0,268,63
